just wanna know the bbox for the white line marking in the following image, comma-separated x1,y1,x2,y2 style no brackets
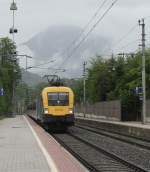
45,132,89,172
23,115,59,172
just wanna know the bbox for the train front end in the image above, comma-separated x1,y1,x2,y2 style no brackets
41,86,74,128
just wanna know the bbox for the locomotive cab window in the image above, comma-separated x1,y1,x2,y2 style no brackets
48,92,69,106
59,93,69,106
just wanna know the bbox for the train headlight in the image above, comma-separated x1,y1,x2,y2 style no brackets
44,108,49,114
69,109,73,114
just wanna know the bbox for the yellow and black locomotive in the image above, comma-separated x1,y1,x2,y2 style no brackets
36,85,74,130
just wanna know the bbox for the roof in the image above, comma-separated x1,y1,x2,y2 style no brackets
42,86,73,94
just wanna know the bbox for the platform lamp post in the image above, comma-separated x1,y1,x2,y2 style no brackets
10,0,18,116
10,0,18,42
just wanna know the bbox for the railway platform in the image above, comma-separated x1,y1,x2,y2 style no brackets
0,115,87,172
75,113,150,141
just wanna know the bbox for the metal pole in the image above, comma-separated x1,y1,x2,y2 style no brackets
12,74,16,116
83,61,87,117
26,56,27,72
12,0,15,42
139,18,146,124
11,0,16,116
12,8,15,116
83,78,86,117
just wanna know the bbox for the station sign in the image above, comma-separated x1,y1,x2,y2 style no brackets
135,87,143,95
139,96,143,101
0,88,4,96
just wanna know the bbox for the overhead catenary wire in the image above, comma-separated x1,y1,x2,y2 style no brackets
113,17,150,54
58,0,119,69
28,0,108,71
17,10,150,73
25,0,118,73
0,53,56,67
114,14,150,48
114,39,139,52
26,59,55,69
112,24,138,49
61,0,108,55
102,24,138,54
26,66,66,72
103,14,150,54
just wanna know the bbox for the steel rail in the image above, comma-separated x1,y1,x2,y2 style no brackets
68,132,148,172
75,124,150,150
52,134,99,172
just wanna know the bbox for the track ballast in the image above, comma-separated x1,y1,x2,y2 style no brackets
52,127,149,172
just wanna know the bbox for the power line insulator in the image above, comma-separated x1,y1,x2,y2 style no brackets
9,28,13,34
14,29,18,33
9,28,18,34
10,2,17,11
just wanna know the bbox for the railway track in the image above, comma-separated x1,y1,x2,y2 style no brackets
52,131,148,172
75,124,150,150
28,116,150,171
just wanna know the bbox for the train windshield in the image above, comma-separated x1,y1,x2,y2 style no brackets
48,92,69,106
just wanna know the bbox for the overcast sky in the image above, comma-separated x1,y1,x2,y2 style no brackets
0,0,150,76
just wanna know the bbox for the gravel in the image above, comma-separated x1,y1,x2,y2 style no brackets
54,133,135,172
69,126,150,171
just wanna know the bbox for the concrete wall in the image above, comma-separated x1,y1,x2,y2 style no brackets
76,118,150,141
75,100,121,121
146,100,150,121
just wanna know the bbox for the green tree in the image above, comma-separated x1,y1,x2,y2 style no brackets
0,37,21,115
75,49,150,121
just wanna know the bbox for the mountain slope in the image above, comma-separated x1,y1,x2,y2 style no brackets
22,70,43,87
25,25,111,77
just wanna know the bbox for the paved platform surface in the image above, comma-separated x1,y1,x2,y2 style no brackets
0,115,50,172
0,115,87,172
26,115,87,172
76,113,150,129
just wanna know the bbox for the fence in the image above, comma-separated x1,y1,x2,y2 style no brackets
146,100,150,122
75,100,121,121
